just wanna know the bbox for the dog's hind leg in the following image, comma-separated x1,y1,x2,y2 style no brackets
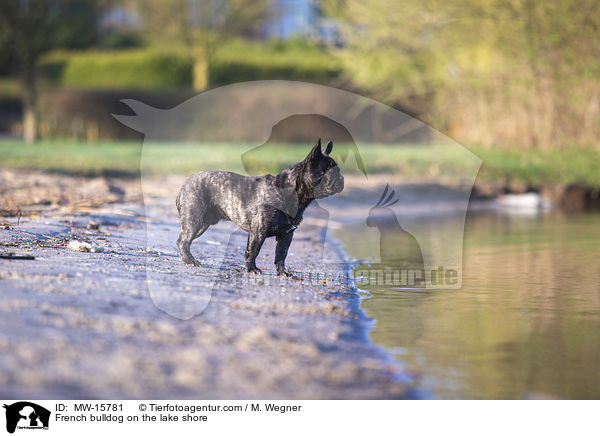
177,219,209,267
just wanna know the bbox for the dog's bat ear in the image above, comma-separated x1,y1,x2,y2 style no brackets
308,138,323,160
324,140,333,155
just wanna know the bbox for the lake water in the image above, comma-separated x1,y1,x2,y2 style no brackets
335,210,600,399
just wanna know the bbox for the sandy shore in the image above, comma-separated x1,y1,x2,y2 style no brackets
0,169,416,399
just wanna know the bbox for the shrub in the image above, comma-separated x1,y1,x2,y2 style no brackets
38,51,70,83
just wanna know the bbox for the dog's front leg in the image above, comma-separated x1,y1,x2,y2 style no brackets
275,231,294,276
245,232,266,274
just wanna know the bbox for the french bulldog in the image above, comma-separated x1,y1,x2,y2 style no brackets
176,139,344,276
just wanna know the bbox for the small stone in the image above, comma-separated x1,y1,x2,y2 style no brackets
67,240,104,253
68,240,92,252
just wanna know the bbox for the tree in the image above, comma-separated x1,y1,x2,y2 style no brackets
139,0,274,90
324,0,600,149
0,0,108,142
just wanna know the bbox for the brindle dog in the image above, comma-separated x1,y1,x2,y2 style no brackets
176,139,344,276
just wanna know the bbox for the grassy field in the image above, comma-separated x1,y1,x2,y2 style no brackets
2,140,600,189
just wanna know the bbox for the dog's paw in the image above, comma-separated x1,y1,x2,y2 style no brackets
277,268,296,278
183,258,201,267
247,266,262,274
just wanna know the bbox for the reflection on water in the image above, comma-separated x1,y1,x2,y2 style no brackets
336,211,600,399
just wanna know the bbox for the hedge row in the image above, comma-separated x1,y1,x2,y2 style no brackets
40,50,194,89
39,42,342,90
209,40,342,85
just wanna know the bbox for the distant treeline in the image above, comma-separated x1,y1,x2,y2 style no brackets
3,0,598,150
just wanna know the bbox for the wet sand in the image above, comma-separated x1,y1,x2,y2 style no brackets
0,169,415,399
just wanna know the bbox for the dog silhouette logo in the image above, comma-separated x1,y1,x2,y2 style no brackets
3,402,50,433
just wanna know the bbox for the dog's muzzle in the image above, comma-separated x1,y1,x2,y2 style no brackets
335,175,344,193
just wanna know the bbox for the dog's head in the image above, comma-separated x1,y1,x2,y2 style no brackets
299,138,344,199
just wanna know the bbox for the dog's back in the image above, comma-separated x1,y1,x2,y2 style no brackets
178,170,272,229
